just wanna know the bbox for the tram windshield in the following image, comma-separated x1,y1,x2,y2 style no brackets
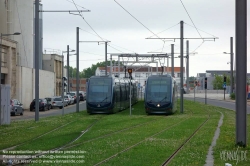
146,78,171,102
88,78,112,102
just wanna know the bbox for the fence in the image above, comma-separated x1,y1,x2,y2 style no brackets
0,84,10,125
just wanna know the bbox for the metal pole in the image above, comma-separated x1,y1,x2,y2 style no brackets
35,0,40,121
205,89,207,104
110,55,112,76
224,88,226,100
180,20,184,113
167,56,169,74
0,34,2,124
67,45,69,93
171,44,174,77
186,40,189,94
230,37,233,94
194,86,195,102
62,55,64,115
130,78,132,115
118,56,120,77
105,42,107,76
124,66,126,78
76,27,79,112
236,0,247,146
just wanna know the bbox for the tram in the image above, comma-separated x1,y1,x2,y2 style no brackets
86,76,138,114
144,75,177,115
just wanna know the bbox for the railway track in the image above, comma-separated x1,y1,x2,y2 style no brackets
1,120,76,152
3,117,102,166
161,115,211,165
62,116,163,150
3,115,159,165
93,116,192,166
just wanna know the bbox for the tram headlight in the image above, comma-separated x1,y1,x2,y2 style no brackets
157,104,161,107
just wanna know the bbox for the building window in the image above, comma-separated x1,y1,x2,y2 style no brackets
177,73,181,77
146,73,151,77
135,73,140,78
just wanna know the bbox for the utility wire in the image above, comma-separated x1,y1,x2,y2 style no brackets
184,23,218,38
109,43,136,53
147,23,180,38
190,41,205,54
79,51,104,56
80,28,136,53
179,0,203,41
114,0,164,42
71,0,105,41
108,44,124,53
65,0,87,9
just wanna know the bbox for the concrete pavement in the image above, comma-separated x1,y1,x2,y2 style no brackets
184,92,250,105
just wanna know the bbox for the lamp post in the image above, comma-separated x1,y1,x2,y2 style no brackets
61,49,74,116
223,52,234,94
64,46,75,93
0,32,21,124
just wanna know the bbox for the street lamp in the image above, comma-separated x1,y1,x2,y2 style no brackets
62,48,75,93
223,52,234,93
61,48,74,116
0,32,21,125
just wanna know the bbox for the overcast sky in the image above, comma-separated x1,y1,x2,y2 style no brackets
41,0,249,77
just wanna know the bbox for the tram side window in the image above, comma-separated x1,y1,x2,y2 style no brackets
124,84,128,100
121,85,126,101
115,86,120,102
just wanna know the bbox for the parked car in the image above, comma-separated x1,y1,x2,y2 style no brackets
63,96,69,106
45,97,52,109
10,99,24,116
65,95,74,105
51,97,67,109
67,92,80,103
30,98,50,111
79,91,86,101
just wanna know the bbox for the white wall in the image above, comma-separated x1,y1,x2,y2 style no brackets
16,66,55,109
10,0,34,68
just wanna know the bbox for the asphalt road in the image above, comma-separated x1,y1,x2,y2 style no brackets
185,97,250,114
11,101,86,121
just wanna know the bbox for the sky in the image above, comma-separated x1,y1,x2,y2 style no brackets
41,0,250,77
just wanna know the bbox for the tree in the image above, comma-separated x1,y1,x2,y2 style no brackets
82,60,117,78
212,74,231,90
65,60,120,79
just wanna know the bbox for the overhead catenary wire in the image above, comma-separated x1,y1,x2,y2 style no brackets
79,28,137,54
179,0,204,41
71,0,105,41
184,23,218,38
147,22,180,39
65,0,87,9
114,0,165,42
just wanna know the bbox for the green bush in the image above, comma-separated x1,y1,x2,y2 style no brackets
230,93,235,100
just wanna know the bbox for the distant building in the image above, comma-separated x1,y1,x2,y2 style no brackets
95,66,186,89
43,54,67,96
68,78,87,92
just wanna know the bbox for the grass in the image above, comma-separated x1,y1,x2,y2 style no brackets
0,100,249,166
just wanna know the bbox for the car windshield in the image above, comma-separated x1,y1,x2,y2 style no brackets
32,99,42,102
146,78,171,102
88,77,112,102
67,93,75,96
53,98,62,101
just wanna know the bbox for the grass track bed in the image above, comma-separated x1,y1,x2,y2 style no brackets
14,118,97,151
100,117,207,166
66,116,191,165
1,100,250,166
